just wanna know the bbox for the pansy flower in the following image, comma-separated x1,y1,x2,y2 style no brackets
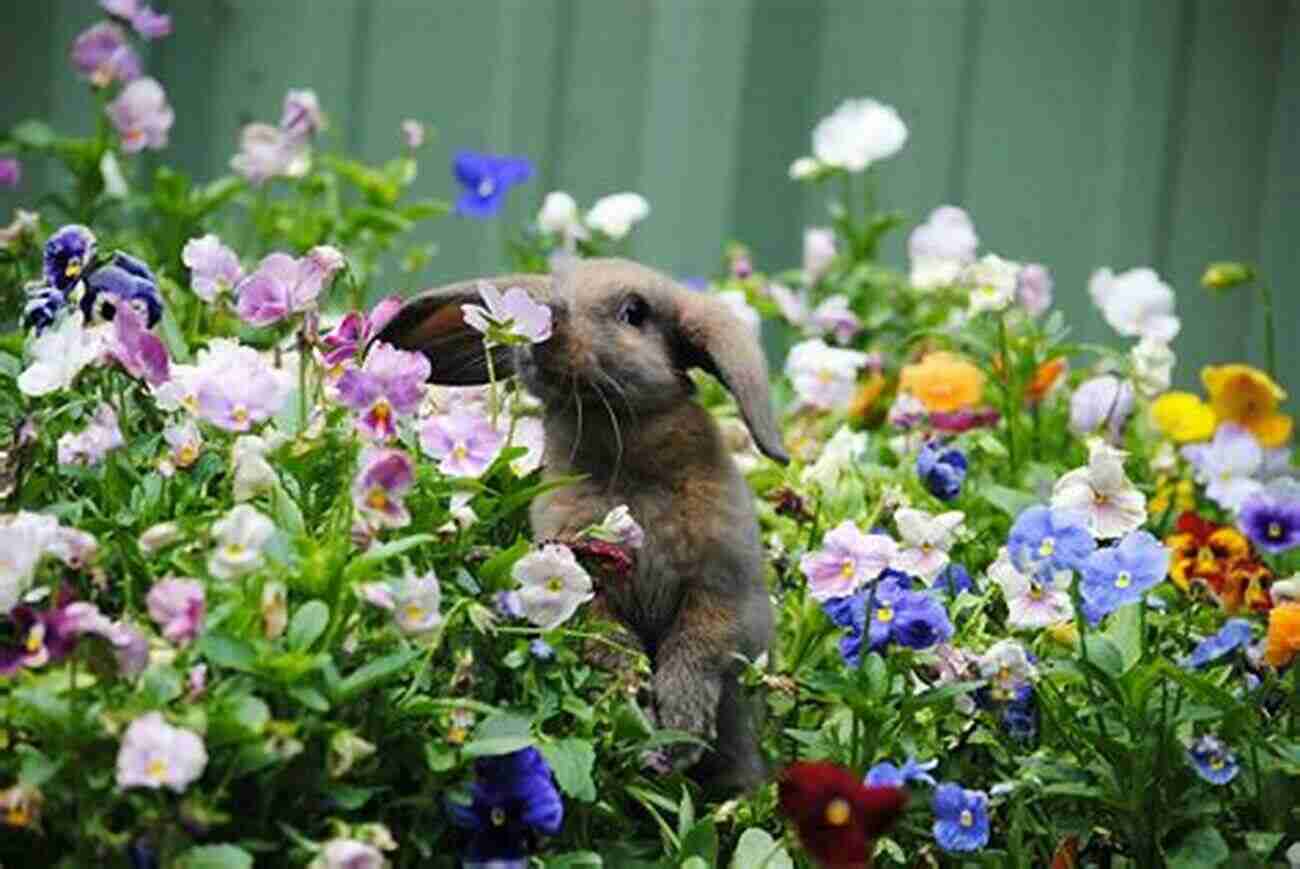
1088,266,1179,343
1052,441,1146,539
116,712,208,793
977,639,1036,701
1265,601,1300,667
1016,263,1053,315
57,403,125,466
336,342,430,440
181,234,244,303
0,158,21,189
419,410,506,478
932,783,990,852
810,97,908,173
1184,618,1253,669
1069,376,1134,443
236,248,345,326
1181,423,1264,511
230,122,310,184
1150,391,1217,443
585,192,650,240
461,283,553,346
207,504,276,580
1203,364,1292,448
1079,531,1170,624
1185,735,1238,785
192,339,292,431
777,761,907,869
106,78,174,154
447,747,563,864
916,440,967,501
23,286,65,334
784,339,871,411
1164,512,1273,613
865,756,938,789
0,591,83,676
512,544,594,630
81,252,163,327
988,546,1073,630
385,570,443,636
352,447,416,530
70,21,141,88
320,297,403,370
1238,478,1300,554
963,253,1021,315
800,521,897,601
44,225,97,293
908,205,977,290
145,578,205,646
107,304,170,386
809,295,861,344
890,508,964,583
453,151,534,218
899,352,985,414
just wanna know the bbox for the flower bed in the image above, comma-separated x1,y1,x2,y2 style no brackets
0,5,1297,868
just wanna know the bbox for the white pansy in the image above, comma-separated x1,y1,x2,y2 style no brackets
1130,337,1176,399
208,504,276,579
1051,441,1147,539
802,426,869,492
1088,267,1180,342
537,191,588,241
908,205,978,290
784,338,870,411
17,311,104,397
585,192,650,240
811,98,908,172
988,548,1074,630
788,157,821,180
231,434,278,502
717,290,761,335
512,544,594,630
890,508,965,583
963,254,1021,315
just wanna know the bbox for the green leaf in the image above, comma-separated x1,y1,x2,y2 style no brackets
322,784,380,810
540,738,597,802
1104,602,1143,673
476,537,532,588
287,600,329,650
1244,831,1284,857
462,736,536,758
1081,635,1126,681
1166,827,1228,868
175,844,254,869
199,633,258,671
288,686,330,712
980,482,1036,517
462,712,536,757
679,818,718,863
730,829,793,869
16,745,60,788
333,648,422,701
342,534,434,583
10,120,55,148
543,852,603,869
208,696,271,746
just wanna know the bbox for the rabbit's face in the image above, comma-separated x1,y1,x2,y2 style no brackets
516,260,689,415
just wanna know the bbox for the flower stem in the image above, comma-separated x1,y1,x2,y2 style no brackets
1259,282,1277,381
297,328,309,436
484,343,500,428
998,313,1018,480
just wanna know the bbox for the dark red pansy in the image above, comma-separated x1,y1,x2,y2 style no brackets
777,761,908,869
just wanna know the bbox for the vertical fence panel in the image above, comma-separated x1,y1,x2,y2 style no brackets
1159,0,1288,388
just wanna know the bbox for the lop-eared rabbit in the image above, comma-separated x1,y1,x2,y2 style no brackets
376,258,788,792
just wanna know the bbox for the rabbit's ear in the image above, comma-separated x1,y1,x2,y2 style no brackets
370,275,551,384
675,292,789,465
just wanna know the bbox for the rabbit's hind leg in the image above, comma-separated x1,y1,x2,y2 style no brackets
689,672,767,796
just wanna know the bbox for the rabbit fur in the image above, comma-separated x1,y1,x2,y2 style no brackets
375,258,788,793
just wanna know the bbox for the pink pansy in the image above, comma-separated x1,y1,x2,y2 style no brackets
321,296,403,369
800,521,898,601
419,410,506,478
47,526,99,570
461,283,553,346
512,544,594,630
1051,441,1147,539
808,294,861,344
987,548,1073,630
70,21,141,88
352,447,415,529
1181,423,1265,512
182,235,244,302
312,839,386,869
803,227,837,285
146,578,205,646
192,339,291,431
163,419,203,469
106,78,174,154
336,342,430,440
116,712,208,793
107,304,170,386
0,158,20,189
57,403,125,466
230,123,310,185
908,205,977,290
236,248,345,326
187,664,208,700
280,89,323,141
130,6,172,39
401,119,425,149
1016,263,1053,316
890,508,964,583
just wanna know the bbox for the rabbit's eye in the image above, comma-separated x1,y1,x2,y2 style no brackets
618,294,650,328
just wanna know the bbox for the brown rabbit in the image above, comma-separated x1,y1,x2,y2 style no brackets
375,258,788,792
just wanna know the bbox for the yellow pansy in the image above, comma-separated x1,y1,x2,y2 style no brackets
1202,364,1293,448
1150,392,1216,443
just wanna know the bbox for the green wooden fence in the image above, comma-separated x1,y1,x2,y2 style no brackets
3,0,1298,398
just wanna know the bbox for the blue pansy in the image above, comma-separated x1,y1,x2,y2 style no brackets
866,756,938,789
1186,735,1239,785
932,783,990,852
889,592,954,650
1184,618,1254,669
934,563,974,598
1079,531,1171,624
453,151,534,218
81,252,163,327
23,286,65,334
447,747,564,864
1006,505,1096,576
822,591,867,667
1000,684,1038,742
43,224,97,292
529,639,554,661
917,440,967,501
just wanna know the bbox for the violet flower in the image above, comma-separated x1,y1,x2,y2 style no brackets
236,248,344,326
23,287,64,335
1069,375,1134,443
321,296,403,368
130,6,172,39
0,592,83,676
352,447,416,529
461,282,553,346
0,158,19,189
419,410,506,478
146,578,205,646
800,521,897,601
401,119,425,149
44,224,97,292
336,342,430,440
230,123,310,184
81,251,163,327
57,403,125,466
280,89,323,141
1016,263,1053,316
1182,424,1264,512
453,151,533,218
1238,478,1300,554
116,712,208,793
181,234,244,302
107,304,170,386
107,78,175,154
70,21,141,87
809,295,861,344
192,339,291,431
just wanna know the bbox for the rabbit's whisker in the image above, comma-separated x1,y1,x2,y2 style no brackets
569,373,583,466
590,378,623,489
596,368,639,430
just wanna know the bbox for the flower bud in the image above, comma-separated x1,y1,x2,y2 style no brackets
1201,261,1253,291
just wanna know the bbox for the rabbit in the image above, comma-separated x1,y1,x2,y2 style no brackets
374,258,788,793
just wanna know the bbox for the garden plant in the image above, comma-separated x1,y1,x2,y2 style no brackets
0,5,1298,868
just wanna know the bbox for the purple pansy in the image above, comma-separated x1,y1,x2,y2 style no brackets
352,447,416,530
107,78,175,154
0,591,83,676
24,287,65,334
461,283,553,346
808,294,861,344
181,235,244,302
917,440,967,501
1069,375,1135,443
865,756,938,789
447,747,563,864
230,123,309,184
1237,478,1300,554
419,410,506,478
1016,263,1053,316
321,297,403,368
116,712,208,793
146,578,205,646
453,151,534,218
932,783,990,852
80,251,162,327
799,521,897,601
0,158,19,189
236,248,344,326
1182,424,1265,511
279,89,323,142
336,342,431,440
1079,531,1170,624
107,304,170,386
193,340,291,432
44,224,97,292
70,21,141,88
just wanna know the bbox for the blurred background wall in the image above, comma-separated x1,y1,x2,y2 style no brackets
2,0,1297,393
